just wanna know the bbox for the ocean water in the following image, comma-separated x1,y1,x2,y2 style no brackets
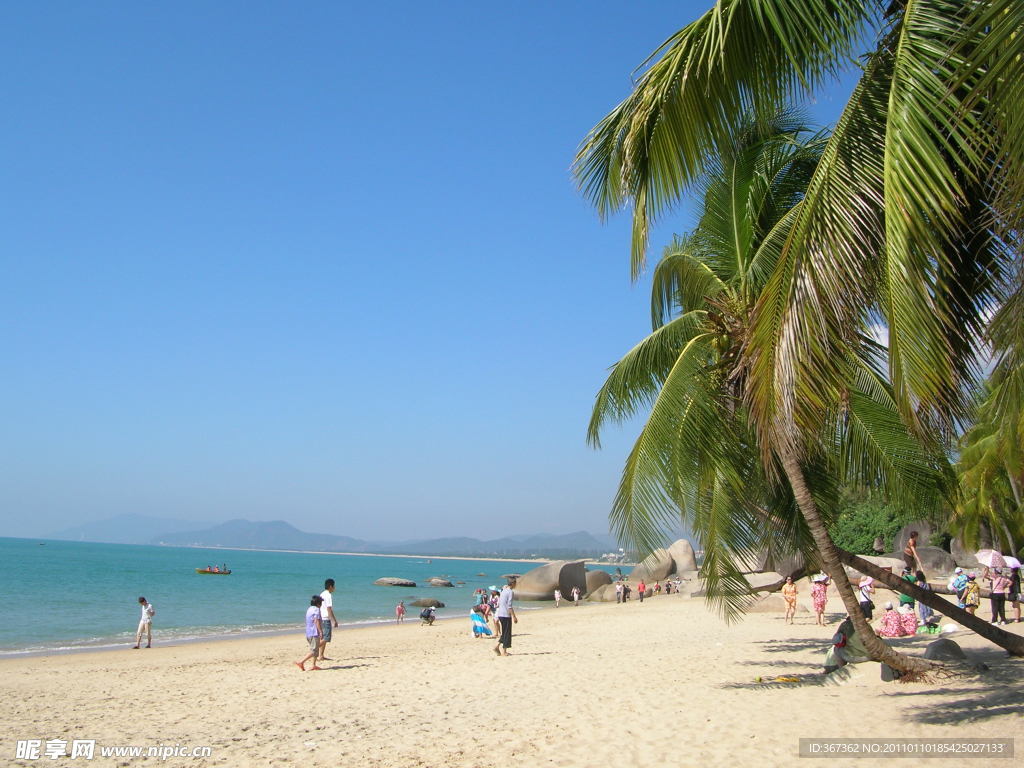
0,538,618,655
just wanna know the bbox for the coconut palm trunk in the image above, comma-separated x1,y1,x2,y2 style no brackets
838,550,1024,656
779,450,938,673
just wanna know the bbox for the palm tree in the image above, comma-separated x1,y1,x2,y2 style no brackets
590,112,954,670
952,382,1024,555
589,113,832,615
576,0,1024,663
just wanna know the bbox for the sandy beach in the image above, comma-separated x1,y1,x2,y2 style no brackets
3,590,1021,768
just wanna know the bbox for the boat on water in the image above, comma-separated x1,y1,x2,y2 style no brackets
195,568,232,575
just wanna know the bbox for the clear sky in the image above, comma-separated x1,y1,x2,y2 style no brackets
0,2,856,541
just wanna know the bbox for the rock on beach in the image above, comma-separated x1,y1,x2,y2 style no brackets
374,577,417,587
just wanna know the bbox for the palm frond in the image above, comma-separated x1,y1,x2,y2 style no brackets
573,0,879,276
588,311,708,448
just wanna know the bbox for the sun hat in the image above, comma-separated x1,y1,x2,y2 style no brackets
954,567,963,573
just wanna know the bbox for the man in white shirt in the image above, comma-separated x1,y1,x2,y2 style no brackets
494,577,517,657
318,579,338,662
133,596,155,649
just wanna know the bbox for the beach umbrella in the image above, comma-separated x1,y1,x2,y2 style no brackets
975,549,1007,569
1004,556,1021,570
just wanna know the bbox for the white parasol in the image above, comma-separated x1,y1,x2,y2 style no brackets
1003,555,1021,570
975,549,1007,569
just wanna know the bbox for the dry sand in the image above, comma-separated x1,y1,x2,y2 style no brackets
2,591,1021,767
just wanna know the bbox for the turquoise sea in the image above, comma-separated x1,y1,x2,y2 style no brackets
0,538,617,655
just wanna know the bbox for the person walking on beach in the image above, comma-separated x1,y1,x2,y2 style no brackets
962,574,981,615
395,600,406,623
811,574,830,626
318,579,338,662
781,577,797,624
858,577,875,620
295,595,323,671
494,577,517,657
984,567,1011,625
637,579,647,603
553,589,562,607
615,582,623,604
133,596,155,649
571,585,581,606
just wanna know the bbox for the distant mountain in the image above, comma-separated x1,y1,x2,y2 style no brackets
377,530,617,558
47,513,209,545
48,514,616,558
151,519,613,558
153,519,369,552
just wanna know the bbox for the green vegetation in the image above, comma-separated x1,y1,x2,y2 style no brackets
828,499,913,556
575,0,1024,667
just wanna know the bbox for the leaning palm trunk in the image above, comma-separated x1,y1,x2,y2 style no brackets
838,550,1024,657
779,451,937,674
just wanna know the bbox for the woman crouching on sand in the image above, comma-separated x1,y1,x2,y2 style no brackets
295,595,323,672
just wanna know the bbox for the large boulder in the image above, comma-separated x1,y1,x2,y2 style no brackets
746,594,809,613
843,555,905,582
630,549,675,582
587,583,620,602
666,539,698,573
585,569,612,595
411,598,445,608
923,638,966,662
764,550,807,580
514,560,587,601
893,521,934,557
428,578,454,587
374,577,416,587
730,549,768,574
744,572,786,593
949,537,971,567
727,548,806,578
913,546,957,578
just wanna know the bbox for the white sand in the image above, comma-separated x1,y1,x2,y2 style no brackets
2,592,1021,767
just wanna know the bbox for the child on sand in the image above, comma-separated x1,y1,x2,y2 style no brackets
395,601,405,623
295,595,323,671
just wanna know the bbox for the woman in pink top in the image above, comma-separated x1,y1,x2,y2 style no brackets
877,602,908,638
811,574,830,625
395,601,406,624
986,568,1011,625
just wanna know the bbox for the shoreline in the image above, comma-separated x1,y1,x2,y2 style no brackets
4,592,1020,767
162,542,624,566
0,603,554,661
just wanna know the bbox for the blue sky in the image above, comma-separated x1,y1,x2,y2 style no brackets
0,2,856,541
